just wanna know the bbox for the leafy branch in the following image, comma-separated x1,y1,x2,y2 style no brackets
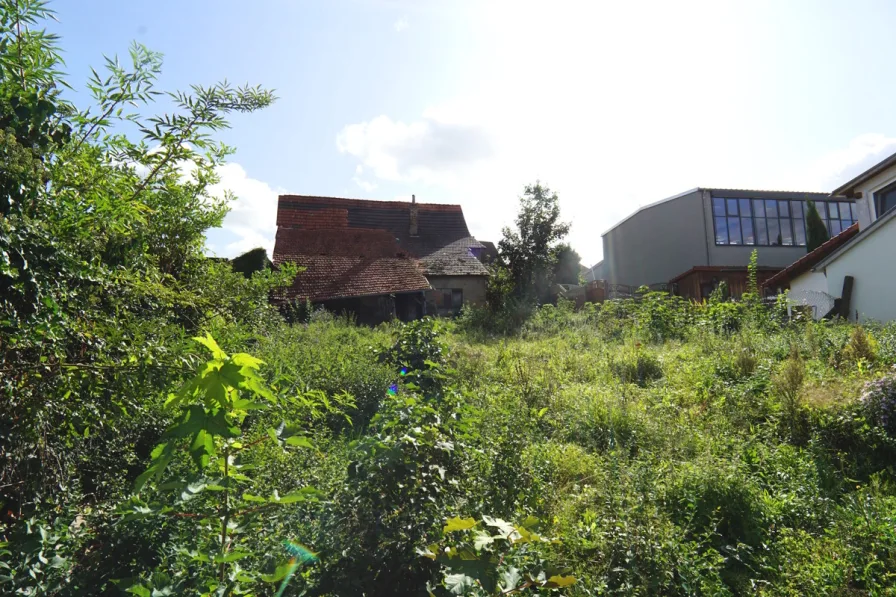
421,516,576,595
129,81,276,204
125,334,323,594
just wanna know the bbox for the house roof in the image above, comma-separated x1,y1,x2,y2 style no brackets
276,195,488,277
670,264,782,284
761,223,860,289
813,207,896,271
831,150,896,197
601,187,840,237
272,228,430,301
477,240,499,264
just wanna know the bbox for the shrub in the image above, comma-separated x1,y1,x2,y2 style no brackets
698,300,746,334
860,369,896,436
772,347,806,442
666,462,769,590
634,291,691,342
611,345,663,387
594,299,635,341
840,325,878,370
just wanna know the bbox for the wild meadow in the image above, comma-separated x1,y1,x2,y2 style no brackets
4,2,896,594
7,287,896,595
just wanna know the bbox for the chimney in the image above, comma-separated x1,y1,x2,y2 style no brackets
409,194,418,236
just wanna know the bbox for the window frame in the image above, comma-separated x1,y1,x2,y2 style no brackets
712,198,855,247
873,179,896,219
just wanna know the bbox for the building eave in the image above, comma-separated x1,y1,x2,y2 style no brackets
601,187,839,238
813,208,896,272
831,151,896,197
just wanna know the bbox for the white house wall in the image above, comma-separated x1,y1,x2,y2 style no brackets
822,215,896,322
788,271,831,320
854,167,896,229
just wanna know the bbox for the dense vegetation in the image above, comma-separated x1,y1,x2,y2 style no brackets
5,3,896,595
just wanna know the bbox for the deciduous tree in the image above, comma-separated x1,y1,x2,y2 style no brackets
498,182,570,301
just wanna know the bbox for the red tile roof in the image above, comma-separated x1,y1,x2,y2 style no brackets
273,255,430,302
274,195,488,284
272,228,430,302
761,223,860,289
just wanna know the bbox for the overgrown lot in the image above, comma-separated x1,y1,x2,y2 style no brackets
6,293,896,595
4,3,896,594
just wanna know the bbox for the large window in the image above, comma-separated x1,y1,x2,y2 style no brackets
712,198,856,247
874,180,896,218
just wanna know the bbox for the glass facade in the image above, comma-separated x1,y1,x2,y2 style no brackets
712,198,856,247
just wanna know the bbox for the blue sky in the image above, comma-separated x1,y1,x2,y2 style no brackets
51,0,896,265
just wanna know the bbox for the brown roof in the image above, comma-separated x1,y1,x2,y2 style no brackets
761,223,860,289
275,195,488,277
272,228,430,301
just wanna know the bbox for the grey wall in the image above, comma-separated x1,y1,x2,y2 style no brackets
700,189,819,268
425,275,487,306
602,190,708,286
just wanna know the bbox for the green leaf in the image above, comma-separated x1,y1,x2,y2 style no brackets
274,487,321,504
213,551,251,563
193,333,226,359
546,575,577,588
232,396,269,411
231,352,263,369
242,493,267,503
124,585,151,597
501,567,522,591
261,560,297,583
134,444,173,492
482,516,515,537
198,370,229,408
472,531,495,550
444,572,477,595
443,517,478,533
189,429,214,469
285,435,314,449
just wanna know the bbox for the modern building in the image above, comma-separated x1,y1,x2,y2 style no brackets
601,188,858,297
767,150,896,322
273,194,489,323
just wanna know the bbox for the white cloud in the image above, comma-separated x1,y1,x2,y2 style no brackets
393,16,409,32
336,110,492,185
351,176,378,192
206,163,281,258
777,134,896,192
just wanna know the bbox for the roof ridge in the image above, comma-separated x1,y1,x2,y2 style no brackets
278,194,463,210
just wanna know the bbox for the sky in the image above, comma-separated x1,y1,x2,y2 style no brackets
50,0,896,266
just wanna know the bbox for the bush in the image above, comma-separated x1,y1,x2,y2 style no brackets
860,369,896,436
611,345,663,387
840,325,878,370
772,348,806,442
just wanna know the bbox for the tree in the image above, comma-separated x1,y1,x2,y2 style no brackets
806,200,829,252
0,4,283,591
552,243,583,285
498,182,570,301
